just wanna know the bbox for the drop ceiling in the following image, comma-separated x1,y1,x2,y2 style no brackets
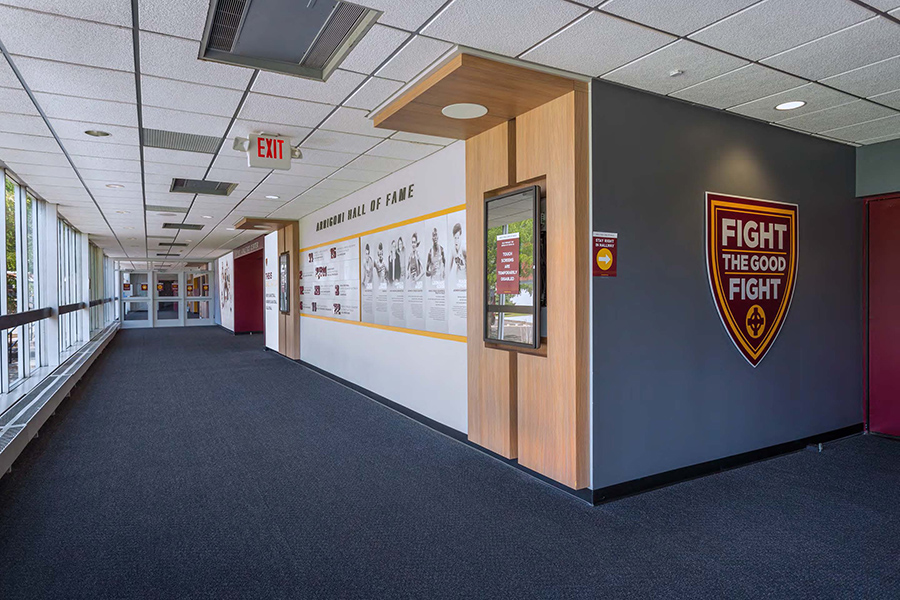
0,0,897,267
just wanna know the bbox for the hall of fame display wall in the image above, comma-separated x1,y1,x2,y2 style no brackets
299,238,360,320
359,210,467,337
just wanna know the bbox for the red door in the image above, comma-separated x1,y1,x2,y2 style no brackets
869,195,900,437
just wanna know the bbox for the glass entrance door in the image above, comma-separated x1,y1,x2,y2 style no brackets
154,272,183,328
184,271,213,326
121,271,151,328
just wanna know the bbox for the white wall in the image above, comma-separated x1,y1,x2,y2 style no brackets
298,142,468,432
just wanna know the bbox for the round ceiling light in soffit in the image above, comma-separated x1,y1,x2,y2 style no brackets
775,101,806,111
441,103,488,120
85,130,110,137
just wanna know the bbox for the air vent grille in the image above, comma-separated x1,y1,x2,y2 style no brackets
162,223,204,231
143,129,220,154
156,253,182,257
304,3,366,70
199,0,381,82
146,205,189,213
170,178,237,196
207,0,248,51
158,242,189,247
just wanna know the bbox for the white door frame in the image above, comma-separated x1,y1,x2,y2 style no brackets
120,271,152,329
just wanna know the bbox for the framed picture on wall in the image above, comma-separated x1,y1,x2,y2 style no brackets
279,251,290,314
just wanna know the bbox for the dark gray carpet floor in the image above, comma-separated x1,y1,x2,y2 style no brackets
0,327,897,599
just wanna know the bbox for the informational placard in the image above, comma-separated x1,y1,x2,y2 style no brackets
705,192,798,367
172,283,179,295
278,252,290,314
156,283,163,292
187,284,194,293
299,238,360,320
123,282,131,291
360,211,466,336
140,283,148,291
593,231,618,277
264,232,279,351
202,284,209,295
496,233,520,294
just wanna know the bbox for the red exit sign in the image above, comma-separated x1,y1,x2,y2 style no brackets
247,133,292,170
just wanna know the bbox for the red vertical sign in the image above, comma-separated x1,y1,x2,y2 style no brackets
496,233,520,294
593,232,618,277
123,282,131,291
172,283,179,294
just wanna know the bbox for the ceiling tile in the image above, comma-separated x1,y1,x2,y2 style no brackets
344,77,405,110
390,131,455,145
142,106,231,138
0,54,17,88
329,167,388,183
375,36,453,82
870,1,900,9
0,132,62,153
366,139,441,161
670,64,805,109
600,0,758,36
346,154,411,172
315,178,367,192
227,119,312,144
301,129,383,154
12,57,137,104
690,0,871,61
522,12,675,77
70,155,141,173
0,114,52,138
139,31,253,90
0,148,68,167
728,83,858,122
777,100,895,133
276,163,337,179
144,147,212,167
253,70,365,105
822,113,900,143
820,55,900,98
870,89,900,110
341,24,411,75
33,92,137,127
762,18,900,80
294,147,358,168
0,87,39,115
140,0,210,41
0,0,131,27
356,0,447,30
602,40,747,95
238,93,335,128
264,173,322,189
320,106,394,137
49,120,140,145
141,76,244,117
423,0,586,57
80,169,142,184
0,7,134,71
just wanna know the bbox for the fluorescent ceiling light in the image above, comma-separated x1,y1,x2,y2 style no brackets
775,101,806,111
106,183,125,189
265,195,280,199
441,103,488,120
85,130,110,137
202,215,213,219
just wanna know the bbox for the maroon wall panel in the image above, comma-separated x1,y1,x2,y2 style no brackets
233,250,264,334
869,196,900,437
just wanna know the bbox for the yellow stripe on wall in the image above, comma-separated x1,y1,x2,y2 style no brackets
301,312,467,343
299,203,467,253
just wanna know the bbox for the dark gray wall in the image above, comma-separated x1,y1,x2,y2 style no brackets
857,138,900,197
591,81,863,490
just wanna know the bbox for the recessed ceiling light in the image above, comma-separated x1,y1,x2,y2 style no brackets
202,215,213,219
106,183,125,189
115,210,130,214
669,69,684,77
775,101,806,111
441,103,488,120
253,225,270,229
124,226,135,230
157,212,177,217
85,130,110,137
226,227,235,231
265,195,280,200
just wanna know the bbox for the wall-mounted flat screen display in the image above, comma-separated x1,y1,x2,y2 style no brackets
484,185,541,349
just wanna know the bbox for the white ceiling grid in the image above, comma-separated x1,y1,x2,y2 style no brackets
0,0,896,266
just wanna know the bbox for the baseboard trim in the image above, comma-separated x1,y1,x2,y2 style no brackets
591,423,865,504
294,358,594,504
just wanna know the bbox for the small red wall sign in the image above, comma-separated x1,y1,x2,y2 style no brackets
123,282,131,291
593,232,618,277
496,233,520,295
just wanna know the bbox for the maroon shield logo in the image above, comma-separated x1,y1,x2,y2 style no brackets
706,193,798,367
